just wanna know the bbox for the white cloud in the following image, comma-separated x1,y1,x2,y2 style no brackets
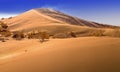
0,13,18,18
40,5,60,10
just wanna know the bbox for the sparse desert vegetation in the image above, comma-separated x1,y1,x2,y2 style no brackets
89,30,105,37
0,37,6,42
0,21,11,42
0,21,120,43
12,31,25,40
27,30,50,42
112,28,120,37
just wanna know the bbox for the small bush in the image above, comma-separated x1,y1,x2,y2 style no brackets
0,21,11,37
112,29,120,37
27,31,50,42
0,30,11,37
68,31,77,38
0,37,6,42
1,18,4,20
38,32,50,42
89,30,105,37
12,31,25,40
53,33,68,38
8,17,12,19
27,30,38,39
0,21,8,29
53,31,77,38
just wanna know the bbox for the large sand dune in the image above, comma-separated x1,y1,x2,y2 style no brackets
2,8,117,32
0,37,120,72
3,9,67,31
0,8,120,72
1,8,118,38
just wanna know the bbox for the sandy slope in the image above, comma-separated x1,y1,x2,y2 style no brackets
2,8,117,32
0,37,120,72
3,9,68,31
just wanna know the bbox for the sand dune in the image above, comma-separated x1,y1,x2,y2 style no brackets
0,8,120,72
0,37,120,72
33,8,116,28
2,8,117,32
1,8,118,39
3,9,68,31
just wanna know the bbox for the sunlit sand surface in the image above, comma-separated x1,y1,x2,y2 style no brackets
0,37,120,72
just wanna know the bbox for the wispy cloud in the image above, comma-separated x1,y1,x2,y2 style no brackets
0,13,18,18
40,5,61,10
40,5,68,12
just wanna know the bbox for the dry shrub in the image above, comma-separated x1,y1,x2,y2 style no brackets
0,30,11,37
38,32,50,42
0,37,5,42
0,21,8,29
112,29,120,37
12,31,25,40
27,30,38,39
8,17,12,19
68,31,77,38
89,30,105,37
27,31,37,38
27,31,50,42
53,31,77,38
1,18,4,20
0,21,11,37
53,33,68,38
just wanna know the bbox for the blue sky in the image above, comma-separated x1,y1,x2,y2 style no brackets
0,0,120,26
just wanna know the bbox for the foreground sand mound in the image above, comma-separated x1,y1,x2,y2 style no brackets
0,37,120,72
